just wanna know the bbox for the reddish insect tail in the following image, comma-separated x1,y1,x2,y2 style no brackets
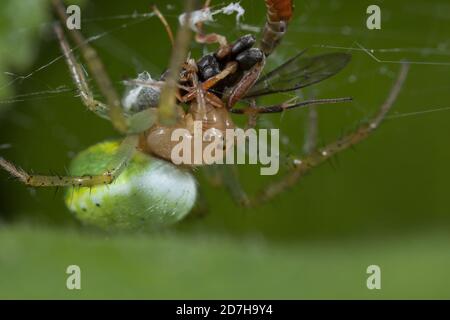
265,0,293,22
260,0,294,57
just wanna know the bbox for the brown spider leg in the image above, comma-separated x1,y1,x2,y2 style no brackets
158,0,194,125
230,97,353,114
0,135,139,188
53,24,109,120
152,5,175,47
52,0,128,133
246,63,410,207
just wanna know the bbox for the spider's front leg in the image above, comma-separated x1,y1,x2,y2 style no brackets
247,63,410,206
53,23,109,120
52,0,129,133
0,136,138,188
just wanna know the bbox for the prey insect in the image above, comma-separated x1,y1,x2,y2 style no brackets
0,0,409,230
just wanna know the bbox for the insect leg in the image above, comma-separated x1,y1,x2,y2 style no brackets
52,0,128,133
246,63,410,206
226,61,265,109
181,62,239,103
230,97,352,114
303,106,319,155
220,165,250,207
0,136,139,188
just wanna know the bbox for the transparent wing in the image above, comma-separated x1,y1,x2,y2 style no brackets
245,51,351,98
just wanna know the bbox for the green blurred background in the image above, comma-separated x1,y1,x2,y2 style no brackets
0,0,449,299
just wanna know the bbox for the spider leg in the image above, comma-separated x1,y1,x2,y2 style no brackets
158,0,194,125
0,136,139,188
220,165,250,207
53,23,109,120
127,108,159,133
246,63,410,206
52,0,128,133
152,5,175,47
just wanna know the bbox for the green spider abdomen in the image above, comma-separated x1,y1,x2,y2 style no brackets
65,140,197,231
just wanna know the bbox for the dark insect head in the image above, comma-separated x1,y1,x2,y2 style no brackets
194,34,264,97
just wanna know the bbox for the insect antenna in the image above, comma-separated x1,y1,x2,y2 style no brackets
231,97,353,114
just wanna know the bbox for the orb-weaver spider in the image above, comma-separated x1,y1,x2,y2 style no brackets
0,0,409,230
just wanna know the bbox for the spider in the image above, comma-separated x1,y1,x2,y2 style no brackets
0,0,409,230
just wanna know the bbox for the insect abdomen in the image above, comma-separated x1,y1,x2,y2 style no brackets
265,0,293,22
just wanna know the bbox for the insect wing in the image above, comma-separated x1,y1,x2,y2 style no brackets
246,52,351,98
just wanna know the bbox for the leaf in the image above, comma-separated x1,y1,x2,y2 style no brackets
0,225,449,299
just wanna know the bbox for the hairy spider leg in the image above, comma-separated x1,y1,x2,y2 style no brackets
53,23,109,119
0,136,139,188
246,63,410,206
53,0,128,133
54,23,157,134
